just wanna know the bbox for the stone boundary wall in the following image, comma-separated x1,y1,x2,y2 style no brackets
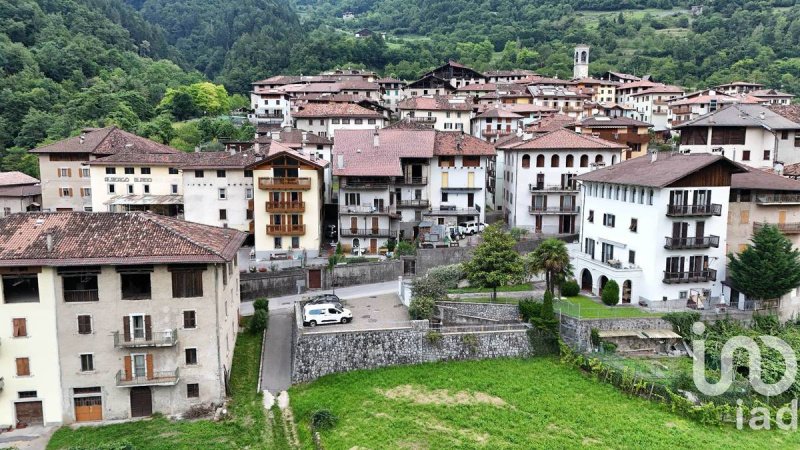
241,269,307,299
559,315,673,351
291,318,532,383
436,301,521,322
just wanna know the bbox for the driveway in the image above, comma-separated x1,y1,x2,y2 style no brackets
302,293,410,333
0,425,55,450
261,309,294,394
241,280,398,316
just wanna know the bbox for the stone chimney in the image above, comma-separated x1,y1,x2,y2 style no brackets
337,154,345,169
373,126,380,147
650,150,658,163
46,233,54,253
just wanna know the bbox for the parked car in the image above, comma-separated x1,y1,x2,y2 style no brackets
477,222,487,232
459,221,479,235
307,294,343,309
303,302,353,327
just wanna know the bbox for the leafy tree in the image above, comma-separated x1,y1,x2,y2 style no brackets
601,280,620,306
527,238,572,296
463,224,525,302
728,225,800,302
1,147,39,177
409,296,436,320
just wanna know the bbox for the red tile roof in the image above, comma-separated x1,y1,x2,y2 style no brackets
292,103,382,118
333,129,436,176
631,85,684,96
578,153,747,187
474,107,524,119
434,132,496,156
0,212,246,267
0,171,39,186
397,95,474,111
507,128,626,150
29,127,179,155
732,168,800,191
616,80,659,90
524,114,576,133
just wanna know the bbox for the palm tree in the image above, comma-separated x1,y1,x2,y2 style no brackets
527,238,572,296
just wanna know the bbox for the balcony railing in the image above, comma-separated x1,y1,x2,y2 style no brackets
339,205,397,215
398,199,430,208
341,180,390,190
408,116,437,123
483,129,514,137
424,207,480,216
113,329,178,348
116,368,180,387
266,201,305,213
529,183,577,192
753,222,800,234
652,99,669,106
662,269,717,284
255,113,284,119
63,289,99,302
266,224,306,235
393,176,428,185
755,194,800,205
258,177,311,190
672,107,692,115
664,235,720,250
528,205,578,214
340,228,395,237
666,204,722,217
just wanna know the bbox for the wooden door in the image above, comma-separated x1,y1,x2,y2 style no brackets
308,269,321,289
371,217,379,234
350,217,358,233
695,221,705,238
15,401,43,426
779,210,787,225
369,239,378,254
467,172,475,188
75,397,103,422
130,387,152,418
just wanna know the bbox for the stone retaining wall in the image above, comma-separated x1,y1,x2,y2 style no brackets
559,315,673,351
291,317,531,383
436,301,521,322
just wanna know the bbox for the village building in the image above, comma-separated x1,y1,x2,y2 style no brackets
572,78,619,104
569,116,653,160
0,172,41,216
397,95,474,132
528,86,590,118
484,69,537,84
248,88,292,127
0,211,245,426
629,84,684,131
292,103,385,139
377,77,407,110
713,81,765,96
249,141,328,260
749,88,794,105
471,107,524,143
573,45,590,79
422,61,487,89
501,128,625,234
404,75,456,97
29,127,180,212
573,153,746,309
674,103,800,169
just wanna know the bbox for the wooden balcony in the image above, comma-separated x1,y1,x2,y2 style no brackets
666,204,722,217
672,106,692,115
258,177,311,190
339,205,398,216
398,199,430,208
266,224,305,236
753,222,800,234
755,194,800,205
393,176,428,185
408,116,436,123
113,329,178,348
663,269,717,284
116,368,179,387
664,235,720,250
341,180,390,190
266,201,305,213
63,289,99,302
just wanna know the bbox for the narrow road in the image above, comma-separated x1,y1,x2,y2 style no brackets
261,309,294,394
241,280,398,315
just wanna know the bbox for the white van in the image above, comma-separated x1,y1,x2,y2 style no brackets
459,221,478,235
303,303,353,327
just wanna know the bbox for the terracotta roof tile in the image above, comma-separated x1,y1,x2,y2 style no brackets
732,168,800,191
524,114,576,133
0,212,246,266
0,171,39,186
578,153,747,187
292,103,382,118
397,95,474,111
333,129,436,176
474,108,524,119
30,127,179,155
508,128,625,150
434,132,496,156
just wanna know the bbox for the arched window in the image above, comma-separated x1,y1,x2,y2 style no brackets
522,154,530,168
551,154,560,167
580,155,589,167
648,189,654,205
566,154,574,167
581,51,587,63
536,155,545,167
595,155,604,164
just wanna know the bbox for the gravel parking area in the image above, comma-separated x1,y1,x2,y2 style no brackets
302,293,410,333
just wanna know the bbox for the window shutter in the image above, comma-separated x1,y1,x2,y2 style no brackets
67,188,73,197
144,315,152,341
16,358,30,376
67,168,72,177
123,356,132,381
146,354,154,380
123,316,131,342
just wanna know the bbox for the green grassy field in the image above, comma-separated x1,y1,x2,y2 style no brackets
289,358,800,449
47,332,273,450
555,295,662,319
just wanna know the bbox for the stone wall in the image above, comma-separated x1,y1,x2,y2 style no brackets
436,301,521,323
326,260,402,288
241,269,307,299
414,247,474,275
291,318,532,383
559,315,673,351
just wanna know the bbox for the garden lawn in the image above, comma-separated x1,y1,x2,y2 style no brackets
447,283,532,294
47,332,272,450
289,358,800,449
555,295,662,319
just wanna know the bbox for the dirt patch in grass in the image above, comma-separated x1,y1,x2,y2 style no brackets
425,418,489,445
378,384,507,407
